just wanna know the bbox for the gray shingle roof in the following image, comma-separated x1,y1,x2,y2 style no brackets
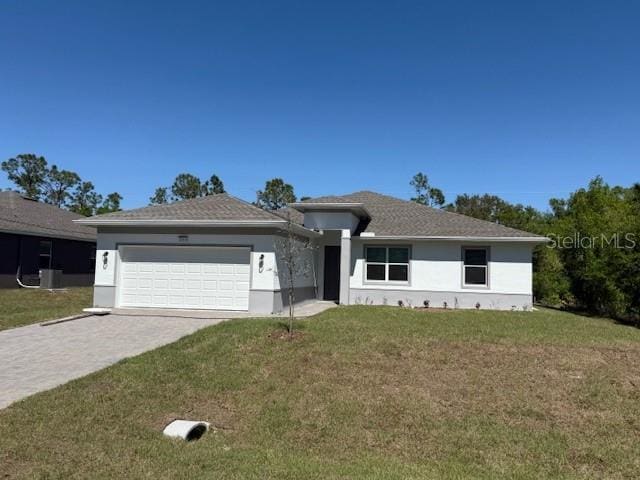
78,190,543,239
297,191,544,238
0,191,96,241
82,193,282,222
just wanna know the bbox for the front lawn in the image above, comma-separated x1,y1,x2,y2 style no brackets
0,287,93,331
1,306,639,479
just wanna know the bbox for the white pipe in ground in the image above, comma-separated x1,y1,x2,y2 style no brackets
163,420,210,441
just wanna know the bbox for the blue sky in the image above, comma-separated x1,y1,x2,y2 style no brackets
1,1,638,210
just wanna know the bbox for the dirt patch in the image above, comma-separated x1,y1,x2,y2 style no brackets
268,329,307,341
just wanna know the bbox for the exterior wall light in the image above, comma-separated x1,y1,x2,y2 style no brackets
102,251,109,269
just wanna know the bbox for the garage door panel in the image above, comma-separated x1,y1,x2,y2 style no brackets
121,293,138,304
168,294,185,305
203,280,217,290
170,264,186,274
185,295,201,305
187,264,202,274
152,295,168,306
234,298,248,308
217,296,234,308
235,265,250,274
219,265,235,275
118,246,250,311
122,263,137,273
154,279,169,289
136,294,152,304
202,295,217,305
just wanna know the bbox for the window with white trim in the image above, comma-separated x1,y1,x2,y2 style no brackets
463,247,488,286
365,246,409,282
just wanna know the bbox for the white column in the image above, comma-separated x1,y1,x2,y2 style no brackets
339,229,351,305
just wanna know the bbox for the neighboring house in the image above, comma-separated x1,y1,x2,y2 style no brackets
76,191,547,313
0,191,97,288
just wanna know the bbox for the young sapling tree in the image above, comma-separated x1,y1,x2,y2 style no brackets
274,210,316,335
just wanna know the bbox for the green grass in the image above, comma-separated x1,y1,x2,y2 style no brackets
1,306,640,479
0,287,93,331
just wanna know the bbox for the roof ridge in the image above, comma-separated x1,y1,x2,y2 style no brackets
303,190,392,202
80,191,290,223
90,192,231,219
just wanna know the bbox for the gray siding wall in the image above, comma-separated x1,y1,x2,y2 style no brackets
0,232,95,289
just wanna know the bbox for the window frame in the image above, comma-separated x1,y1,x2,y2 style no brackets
461,246,490,288
364,245,411,284
39,240,52,270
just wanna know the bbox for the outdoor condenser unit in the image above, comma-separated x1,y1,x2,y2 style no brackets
39,269,63,289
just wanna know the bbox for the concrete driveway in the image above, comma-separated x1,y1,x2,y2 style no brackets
0,314,222,409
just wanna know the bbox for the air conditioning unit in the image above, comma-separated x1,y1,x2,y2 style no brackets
40,269,63,289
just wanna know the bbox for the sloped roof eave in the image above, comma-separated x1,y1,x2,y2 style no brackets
73,218,323,237
353,234,548,243
0,227,96,242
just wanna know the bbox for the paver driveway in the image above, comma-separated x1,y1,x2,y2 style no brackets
0,314,222,409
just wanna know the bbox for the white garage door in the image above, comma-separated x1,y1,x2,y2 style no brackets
118,245,250,311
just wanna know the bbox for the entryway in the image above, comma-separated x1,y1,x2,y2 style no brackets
323,245,340,301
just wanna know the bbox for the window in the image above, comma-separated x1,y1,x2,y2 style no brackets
463,247,488,286
365,246,409,282
39,240,52,270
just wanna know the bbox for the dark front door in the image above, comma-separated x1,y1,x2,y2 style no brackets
323,245,341,301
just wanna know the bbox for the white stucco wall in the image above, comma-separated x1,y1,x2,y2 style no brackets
272,235,318,290
303,211,360,233
95,228,319,292
349,240,533,295
93,227,533,311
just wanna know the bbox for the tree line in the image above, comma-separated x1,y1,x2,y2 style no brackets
149,173,298,210
1,154,122,216
412,172,640,322
3,155,638,321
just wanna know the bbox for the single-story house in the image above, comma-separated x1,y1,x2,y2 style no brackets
0,190,97,288
76,191,547,313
